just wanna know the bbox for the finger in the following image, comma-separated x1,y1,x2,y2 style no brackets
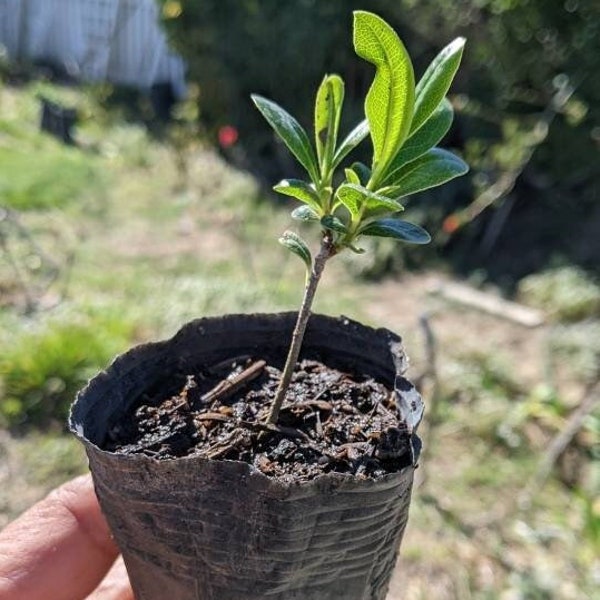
86,555,134,600
0,474,119,600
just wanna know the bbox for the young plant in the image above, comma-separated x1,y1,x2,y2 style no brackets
252,11,468,424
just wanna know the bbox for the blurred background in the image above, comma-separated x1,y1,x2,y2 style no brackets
0,1,598,598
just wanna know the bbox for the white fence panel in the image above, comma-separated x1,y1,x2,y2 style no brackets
0,0,25,57
0,0,186,95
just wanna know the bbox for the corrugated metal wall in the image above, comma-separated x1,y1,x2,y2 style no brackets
0,0,186,97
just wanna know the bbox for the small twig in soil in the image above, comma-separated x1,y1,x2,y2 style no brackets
194,412,231,423
309,374,342,403
163,398,190,415
203,431,245,459
315,410,323,438
200,359,266,405
375,396,399,420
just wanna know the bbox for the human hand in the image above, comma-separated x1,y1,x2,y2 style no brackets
0,474,133,600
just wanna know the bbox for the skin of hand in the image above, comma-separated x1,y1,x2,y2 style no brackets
0,474,133,600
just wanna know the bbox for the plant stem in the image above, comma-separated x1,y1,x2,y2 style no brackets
266,234,335,424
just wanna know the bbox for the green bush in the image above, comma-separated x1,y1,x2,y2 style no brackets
518,267,600,322
0,309,136,428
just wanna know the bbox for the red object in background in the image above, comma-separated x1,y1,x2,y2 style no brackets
442,214,461,234
218,125,239,148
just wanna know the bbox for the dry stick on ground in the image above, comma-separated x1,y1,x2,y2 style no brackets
518,379,600,509
429,280,545,328
467,378,600,527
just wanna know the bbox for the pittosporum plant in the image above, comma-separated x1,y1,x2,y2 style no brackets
252,11,468,424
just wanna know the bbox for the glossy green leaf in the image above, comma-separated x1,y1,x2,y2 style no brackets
315,75,344,175
411,37,465,135
336,183,402,220
353,11,415,182
382,148,468,199
335,184,362,218
321,214,348,234
291,205,319,221
351,162,371,186
385,99,453,180
273,179,322,212
344,168,361,185
332,119,369,168
252,94,319,182
360,219,431,244
279,231,312,269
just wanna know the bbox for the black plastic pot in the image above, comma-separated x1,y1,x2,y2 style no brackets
70,313,423,600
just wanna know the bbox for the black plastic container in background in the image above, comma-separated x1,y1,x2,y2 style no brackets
70,313,423,600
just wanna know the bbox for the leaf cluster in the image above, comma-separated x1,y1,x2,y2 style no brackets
252,11,468,269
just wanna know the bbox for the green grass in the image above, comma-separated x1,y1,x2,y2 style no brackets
0,305,138,428
0,81,106,211
0,145,103,211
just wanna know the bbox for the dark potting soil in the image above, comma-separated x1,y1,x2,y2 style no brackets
105,358,413,482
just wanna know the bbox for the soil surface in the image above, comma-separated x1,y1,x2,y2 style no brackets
105,358,412,483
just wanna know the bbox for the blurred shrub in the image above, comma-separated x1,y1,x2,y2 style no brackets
548,320,600,383
0,145,101,211
0,309,136,429
518,267,600,322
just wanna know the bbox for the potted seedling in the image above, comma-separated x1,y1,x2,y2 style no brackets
70,11,467,600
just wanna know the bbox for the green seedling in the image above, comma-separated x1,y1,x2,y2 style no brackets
252,11,468,424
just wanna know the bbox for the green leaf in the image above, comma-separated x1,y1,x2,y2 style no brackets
315,75,344,175
279,231,312,269
382,148,468,199
351,162,371,186
321,215,348,234
335,184,362,218
385,99,453,179
273,179,322,213
252,94,319,182
291,205,319,221
353,11,415,183
411,37,465,135
332,120,369,168
336,183,402,220
344,168,361,185
360,219,431,244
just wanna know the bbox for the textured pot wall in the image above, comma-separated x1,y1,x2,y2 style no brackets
70,313,422,600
